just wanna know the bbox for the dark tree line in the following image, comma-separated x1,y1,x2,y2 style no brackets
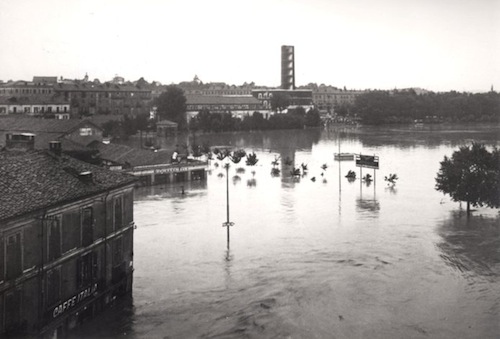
101,113,155,139
353,90,500,124
189,107,322,133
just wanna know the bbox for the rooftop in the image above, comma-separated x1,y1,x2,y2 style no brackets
0,150,137,222
90,142,172,167
0,116,97,133
186,95,262,105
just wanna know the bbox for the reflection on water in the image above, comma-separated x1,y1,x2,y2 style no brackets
356,198,380,214
437,211,500,279
79,124,499,339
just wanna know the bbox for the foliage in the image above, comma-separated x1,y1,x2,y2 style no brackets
270,92,291,112
353,90,500,125
101,113,154,139
271,168,281,176
304,108,322,127
155,85,187,130
188,108,321,133
384,173,399,185
435,143,500,213
245,152,259,166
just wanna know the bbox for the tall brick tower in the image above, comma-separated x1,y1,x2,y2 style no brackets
281,45,295,90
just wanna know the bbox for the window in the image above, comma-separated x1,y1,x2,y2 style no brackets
34,107,39,114
82,207,93,246
23,222,41,271
0,235,3,281
4,289,22,332
47,216,62,261
111,237,124,284
79,127,93,136
62,210,80,253
114,197,123,229
6,233,22,280
24,107,31,113
47,107,52,113
77,252,94,288
46,267,61,306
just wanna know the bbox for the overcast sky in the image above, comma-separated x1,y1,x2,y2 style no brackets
0,0,498,92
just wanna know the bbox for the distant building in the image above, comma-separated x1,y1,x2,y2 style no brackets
53,82,152,117
0,97,70,117
0,117,104,150
0,140,137,338
185,94,267,119
32,76,58,85
281,45,295,90
0,80,55,99
176,79,255,98
309,85,365,111
89,141,208,186
156,119,178,138
251,89,313,111
250,46,312,112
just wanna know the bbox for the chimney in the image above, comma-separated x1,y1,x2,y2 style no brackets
49,141,62,156
5,133,35,151
78,171,93,184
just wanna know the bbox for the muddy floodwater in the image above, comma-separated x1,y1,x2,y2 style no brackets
74,124,500,338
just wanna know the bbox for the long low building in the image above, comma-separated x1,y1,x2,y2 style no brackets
186,94,269,119
89,141,208,186
0,97,70,118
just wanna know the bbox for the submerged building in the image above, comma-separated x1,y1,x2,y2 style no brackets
0,138,137,338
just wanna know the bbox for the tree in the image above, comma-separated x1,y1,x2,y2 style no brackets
435,143,500,215
155,85,187,129
270,92,291,113
305,108,322,127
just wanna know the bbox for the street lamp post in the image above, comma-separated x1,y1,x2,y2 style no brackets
222,162,234,249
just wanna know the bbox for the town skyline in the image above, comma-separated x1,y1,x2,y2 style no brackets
1,0,498,93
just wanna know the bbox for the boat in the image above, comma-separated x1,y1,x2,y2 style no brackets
334,153,355,161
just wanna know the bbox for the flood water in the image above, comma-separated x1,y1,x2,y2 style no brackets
75,124,500,338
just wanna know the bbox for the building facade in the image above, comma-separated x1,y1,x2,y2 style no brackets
251,89,313,111
0,97,70,117
53,82,153,117
0,77,154,119
310,85,365,111
186,94,267,119
0,144,137,338
0,80,55,99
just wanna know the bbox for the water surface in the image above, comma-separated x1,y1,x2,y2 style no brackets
75,124,500,338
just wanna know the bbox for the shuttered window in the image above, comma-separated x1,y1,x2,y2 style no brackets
6,233,22,280
82,207,93,246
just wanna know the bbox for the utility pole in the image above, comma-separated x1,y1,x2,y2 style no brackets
222,163,234,249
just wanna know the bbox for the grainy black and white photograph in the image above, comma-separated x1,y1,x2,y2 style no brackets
0,0,499,338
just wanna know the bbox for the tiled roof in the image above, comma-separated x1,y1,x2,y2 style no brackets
92,142,172,167
55,82,151,92
0,117,102,134
32,76,58,83
0,150,137,222
186,95,262,105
